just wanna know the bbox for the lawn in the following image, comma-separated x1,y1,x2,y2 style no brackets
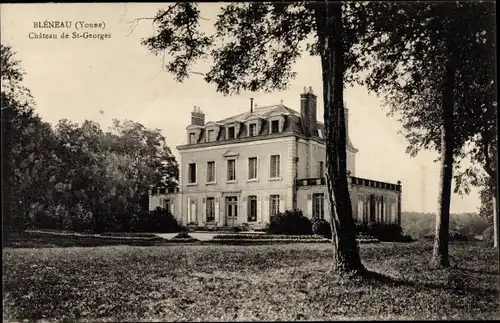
3,241,499,321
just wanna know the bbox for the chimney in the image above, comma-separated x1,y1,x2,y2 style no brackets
250,98,254,113
300,86,317,137
191,106,205,126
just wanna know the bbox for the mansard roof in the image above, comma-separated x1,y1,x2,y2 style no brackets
178,102,357,152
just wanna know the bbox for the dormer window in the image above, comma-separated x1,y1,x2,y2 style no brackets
248,123,257,137
207,129,215,142
189,132,196,144
227,126,235,139
271,120,280,133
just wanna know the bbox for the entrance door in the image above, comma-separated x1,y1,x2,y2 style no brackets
225,196,238,227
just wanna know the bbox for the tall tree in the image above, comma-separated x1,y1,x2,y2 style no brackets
138,2,365,274
350,2,496,266
1,45,59,235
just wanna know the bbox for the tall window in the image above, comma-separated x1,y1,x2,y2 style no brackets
206,197,215,222
207,129,215,142
189,133,196,144
271,120,280,133
270,195,280,216
369,194,376,222
270,155,280,178
248,157,257,180
248,195,257,222
207,161,215,183
188,163,196,184
318,161,325,178
249,123,257,136
313,193,325,219
227,159,236,181
227,126,235,139
357,199,364,222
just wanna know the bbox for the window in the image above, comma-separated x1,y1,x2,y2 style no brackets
249,123,257,136
207,129,215,142
163,198,170,210
357,199,364,222
227,159,236,181
207,161,215,183
270,194,280,216
270,155,280,178
318,128,324,138
189,133,196,144
226,196,238,218
188,163,196,184
248,157,257,180
206,197,215,222
313,193,325,219
369,194,376,222
248,195,257,222
227,126,235,139
271,120,280,133
390,199,397,223
318,161,325,178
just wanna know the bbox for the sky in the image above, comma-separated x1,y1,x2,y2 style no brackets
1,3,482,214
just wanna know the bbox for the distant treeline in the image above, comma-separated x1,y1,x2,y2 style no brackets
401,211,490,239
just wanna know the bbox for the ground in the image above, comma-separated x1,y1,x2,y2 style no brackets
3,241,499,321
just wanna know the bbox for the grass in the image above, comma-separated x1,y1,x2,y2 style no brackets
4,231,170,248
3,241,499,321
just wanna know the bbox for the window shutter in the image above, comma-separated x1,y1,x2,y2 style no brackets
202,197,206,224
187,198,192,222
192,200,197,224
263,195,270,223
170,199,175,216
279,195,285,213
307,194,313,218
214,197,220,224
257,195,262,222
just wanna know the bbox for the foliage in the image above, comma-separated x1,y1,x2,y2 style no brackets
401,211,489,240
3,242,499,321
355,222,405,242
351,2,495,184
312,217,332,238
1,45,180,234
423,231,470,242
268,209,313,235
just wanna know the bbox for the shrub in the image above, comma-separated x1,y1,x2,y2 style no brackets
268,209,312,235
173,232,192,239
355,222,405,242
131,208,181,233
312,217,332,238
423,230,469,241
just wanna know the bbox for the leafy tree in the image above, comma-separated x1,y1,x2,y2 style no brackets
138,2,366,274
1,45,59,235
51,119,179,232
350,2,496,267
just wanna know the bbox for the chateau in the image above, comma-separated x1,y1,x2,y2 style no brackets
149,87,402,229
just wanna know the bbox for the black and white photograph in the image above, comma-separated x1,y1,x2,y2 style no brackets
1,1,498,321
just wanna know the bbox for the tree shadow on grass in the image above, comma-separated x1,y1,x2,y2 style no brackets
453,267,499,276
361,270,498,298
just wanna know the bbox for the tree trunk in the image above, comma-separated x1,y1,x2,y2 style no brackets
493,192,499,248
314,2,365,275
431,58,456,268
